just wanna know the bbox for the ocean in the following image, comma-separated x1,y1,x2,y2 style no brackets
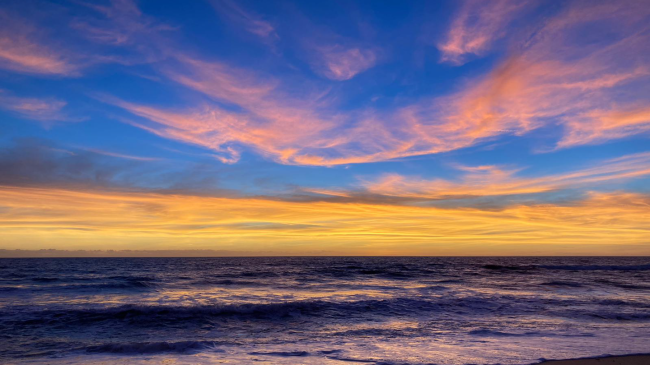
1,257,649,364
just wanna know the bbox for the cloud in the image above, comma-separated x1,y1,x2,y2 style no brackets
75,147,161,162
438,0,532,65
559,106,650,148
0,91,68,122
427,0,650,151
107,54,343,165
72,0,174,47
0,138,234,196
0,11,78,75
1,185,648,255
360,152,650,200
210,0,278,41
98,0,650,166
311,45,378,80
0,249,265,258
0,0,173,77
0,139,141,189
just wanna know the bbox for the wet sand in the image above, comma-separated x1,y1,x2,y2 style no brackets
538,354,650,365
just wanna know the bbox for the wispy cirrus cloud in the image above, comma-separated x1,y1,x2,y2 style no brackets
0,90,68,122
559,106,650,148
0,11,78,76
91,0,649,166
310,44,378,81
69,0,175,67
210,0,278,42
437,0,532,65
361,152,650,200
76,147,160,162
106,70,340,165
423,0,650,151
73,0,176,45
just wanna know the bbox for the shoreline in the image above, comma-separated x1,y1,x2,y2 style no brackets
536,354,650,365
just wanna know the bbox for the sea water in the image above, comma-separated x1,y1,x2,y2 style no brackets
1,257,649,364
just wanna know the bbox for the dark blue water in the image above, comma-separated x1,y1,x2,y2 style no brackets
1,257,650,364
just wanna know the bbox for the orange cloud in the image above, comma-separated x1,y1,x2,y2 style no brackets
0,185,648,255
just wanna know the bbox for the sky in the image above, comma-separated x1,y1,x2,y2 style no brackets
0,0,649,256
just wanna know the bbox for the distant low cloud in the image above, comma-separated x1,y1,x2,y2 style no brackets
1,184,648,255
0,138,230,195
0,249,267,258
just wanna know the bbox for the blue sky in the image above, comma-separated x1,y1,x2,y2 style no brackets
0,0,649,255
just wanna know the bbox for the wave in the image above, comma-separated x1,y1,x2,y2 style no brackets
596,280,650,290
53,280,158,291
540,263,650,271
481,263,650,272
313,265,440,279
107,275,156,281
589,312,650,321
469,329,538,337
31,277,59,283
469,329,595,338
248,349,382,364
0,281,157,293
482,264,537,272
84,341,222,355
190,279,261,286
8,293,649,330
6,297,477,327
249,351,309,357
540,281,583,287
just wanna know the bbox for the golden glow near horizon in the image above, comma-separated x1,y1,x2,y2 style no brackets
1,186,648,255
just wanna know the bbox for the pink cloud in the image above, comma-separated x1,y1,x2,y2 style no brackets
312,45,378,81
0,11,77,76
0,90,68,122
106,0,650,166
362,152,650,199
438,0,531,65
427,0,650,151
559,106,650,148
210,0,278,41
